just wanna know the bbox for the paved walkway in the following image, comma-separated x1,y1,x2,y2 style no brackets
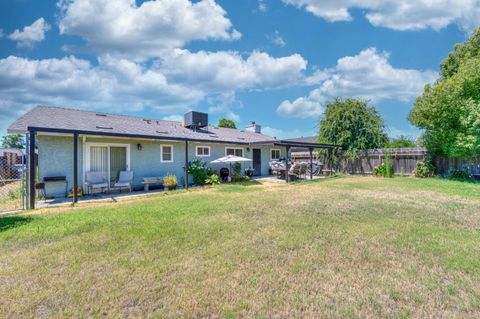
37,188,168,208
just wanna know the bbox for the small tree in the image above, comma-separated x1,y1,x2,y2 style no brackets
218,118,236,129
319,98,388,171
1,134,25,149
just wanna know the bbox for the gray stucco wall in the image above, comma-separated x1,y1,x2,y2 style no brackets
37,134,284,197
37,135,83,197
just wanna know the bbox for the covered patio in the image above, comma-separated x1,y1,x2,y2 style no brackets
251,137,338,183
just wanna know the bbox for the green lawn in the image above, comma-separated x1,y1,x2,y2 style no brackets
1,176,480,318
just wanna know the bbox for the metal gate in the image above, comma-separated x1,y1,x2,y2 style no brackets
0,148,26,213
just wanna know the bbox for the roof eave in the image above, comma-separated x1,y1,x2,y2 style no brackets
26,126,258,145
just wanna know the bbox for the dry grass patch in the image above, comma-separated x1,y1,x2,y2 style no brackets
0,176,480,318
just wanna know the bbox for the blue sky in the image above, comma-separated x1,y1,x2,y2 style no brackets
0,0,476,140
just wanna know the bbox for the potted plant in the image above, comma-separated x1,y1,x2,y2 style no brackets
163,174,177,190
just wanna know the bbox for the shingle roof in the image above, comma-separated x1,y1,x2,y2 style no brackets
283,136,319,144
8,105,277,144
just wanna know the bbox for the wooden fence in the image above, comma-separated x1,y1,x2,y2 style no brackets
293,147,480,176
433,156,480,176
292,147,427,175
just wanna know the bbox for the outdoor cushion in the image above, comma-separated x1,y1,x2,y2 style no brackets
86,172,106,184
114,181,130,187
90,182,109,188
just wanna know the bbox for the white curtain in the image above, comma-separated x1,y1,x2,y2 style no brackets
90,146,108,181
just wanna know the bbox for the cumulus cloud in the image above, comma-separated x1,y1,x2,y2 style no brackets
277,48,437,118
156,49,308,91
0,55,204,119
282,0,480,31
267,30,287,47
8,18,50,47
262,126,315,139
0,48,311,132
162,114,184,122
258,0,267,12
58,0,241,60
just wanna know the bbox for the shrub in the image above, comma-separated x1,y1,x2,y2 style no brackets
188,159,209,185
232,175,250,183
373,163,394,178
449,168,470,180
232,162,242,178
205,174,221,185
163,175,177,190
413,160,435,178
384,150,394,178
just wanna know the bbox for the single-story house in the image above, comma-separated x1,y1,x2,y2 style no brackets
8,105,335,208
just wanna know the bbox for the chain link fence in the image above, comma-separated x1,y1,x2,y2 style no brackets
0,149,25,212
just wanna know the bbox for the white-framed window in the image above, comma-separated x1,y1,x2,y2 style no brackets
196,146,210,157
225,147,243,157
160,144,173,162
271,149,281,160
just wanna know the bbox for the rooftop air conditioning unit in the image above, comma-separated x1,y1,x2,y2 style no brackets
184,111,208,129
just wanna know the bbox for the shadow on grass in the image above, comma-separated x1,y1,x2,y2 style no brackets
0,215,33,233
292,174,348,185
216,180,263,192
438,176,480,184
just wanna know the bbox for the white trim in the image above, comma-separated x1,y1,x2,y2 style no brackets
84,142,131,192
195,146,211,157
225,147,244,157
160,144,174,163
270,148,281,160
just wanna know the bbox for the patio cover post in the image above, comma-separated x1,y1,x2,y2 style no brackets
73,133,78,204
309,147,313,180
184,140,189,189
285,146,290,183
28,131,36,209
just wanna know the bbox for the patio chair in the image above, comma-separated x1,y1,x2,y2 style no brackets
114,171,134,193
288,162,302,181
85,171,109,195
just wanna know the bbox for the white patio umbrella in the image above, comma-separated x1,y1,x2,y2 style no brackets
210,155,252,180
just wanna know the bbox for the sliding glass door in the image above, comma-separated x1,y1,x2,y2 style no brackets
86,143,130,188
109,146,127,185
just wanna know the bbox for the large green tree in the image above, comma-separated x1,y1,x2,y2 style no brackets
409,28,480,159
218,118,236,129
1,134,25,149
319,98,388,155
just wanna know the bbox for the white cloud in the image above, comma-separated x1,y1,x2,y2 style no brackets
8,18,50,47
0,55,204,119
258,0,267,12
262,126,315,139
0,48,312,133
282,0,480,31
157,49,308,91
277,48,437,118
267,30,287,47
207,92,242,122
58,0,241,60
387,126,420,139
162,114,184,122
